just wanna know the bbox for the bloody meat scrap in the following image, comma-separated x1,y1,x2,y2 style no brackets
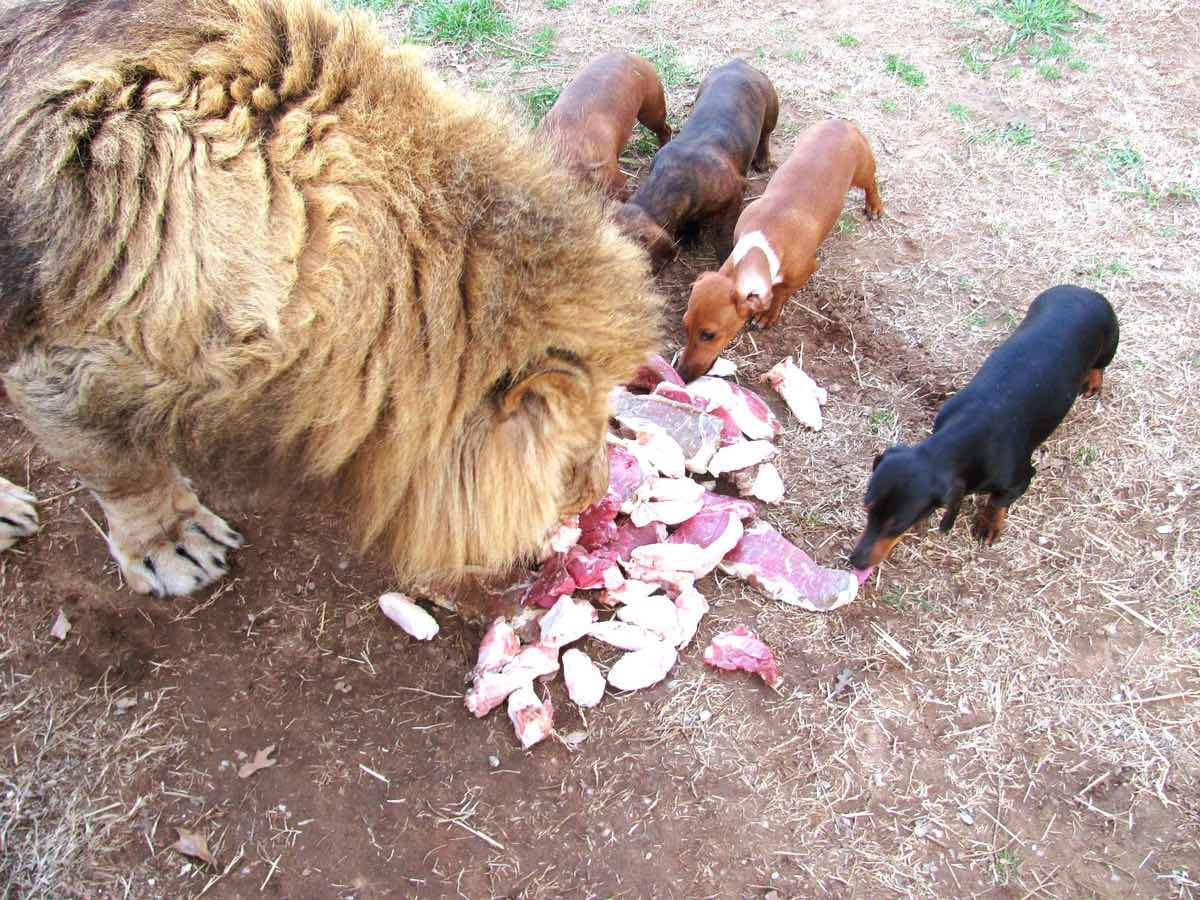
628,353,686,392
612,389,723,473
720,521,858,612
761,356,827,431
702,624,781,687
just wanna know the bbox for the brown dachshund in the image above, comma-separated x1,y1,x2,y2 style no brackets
614,59,778,271
536,51,671,198
677,119,882,382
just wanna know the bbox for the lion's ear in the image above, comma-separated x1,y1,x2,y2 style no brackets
500,365,589,420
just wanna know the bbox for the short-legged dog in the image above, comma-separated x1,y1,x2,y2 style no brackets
614,59,777,270
849,285,1120,574
678,119,882,382
536,51,671,198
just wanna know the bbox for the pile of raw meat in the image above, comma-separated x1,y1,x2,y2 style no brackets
395,354,860,749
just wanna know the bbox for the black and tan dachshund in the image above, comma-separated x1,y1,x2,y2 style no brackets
613,59,778,271
850,284,1120,575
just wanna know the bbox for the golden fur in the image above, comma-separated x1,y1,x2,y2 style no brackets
0,0,662,589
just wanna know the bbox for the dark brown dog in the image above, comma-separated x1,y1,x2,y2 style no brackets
678,119,882,381
614,59,778,270
536,51,671,198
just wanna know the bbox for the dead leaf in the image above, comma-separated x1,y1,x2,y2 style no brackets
172,827,217,867
50,609,71,640
238,744,277,779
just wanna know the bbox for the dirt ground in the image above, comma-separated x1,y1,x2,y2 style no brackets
3,0,1199,897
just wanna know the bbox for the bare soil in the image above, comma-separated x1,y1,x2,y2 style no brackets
3,0,1199,897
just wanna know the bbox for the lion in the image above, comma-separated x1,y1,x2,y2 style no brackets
0,0,662,599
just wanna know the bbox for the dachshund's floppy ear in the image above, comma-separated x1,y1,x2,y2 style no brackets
938,478,966,533
734,291,771,319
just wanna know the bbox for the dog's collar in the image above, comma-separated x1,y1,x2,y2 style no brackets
729,230,782,285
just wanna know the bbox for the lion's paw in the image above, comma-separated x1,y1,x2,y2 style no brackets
0,476,39,551
107,502,243,597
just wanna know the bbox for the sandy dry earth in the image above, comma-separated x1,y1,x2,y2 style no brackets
2,0,1199,897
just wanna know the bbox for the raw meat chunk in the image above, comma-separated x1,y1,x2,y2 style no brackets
540,595,598,647
473,618,520,676
702,625,781,687
607,520,669,561
619,561,696,597
562,649,606,708
628,477,705,527
465,668,532,717
686,377,780,441
508,686,554,748
379,593,439,640
607,643,678,691
629,353,685,391
761,357,827,431
719,521,858,612
564,545,624,590
699,491,757,521
673,586,709,649
733,463,785,504
706,440,778,477
523,554,577,609
600,577,660,607
663,509,745,578
587,619,664,651
612,389,723,473
616,594,682,643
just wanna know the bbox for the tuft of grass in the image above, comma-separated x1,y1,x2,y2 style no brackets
867,407,897,436
884,54,926,87
836,34,861,48
1068,57,1090,71
637,42,698,88
1000,121,1035,145
410,0,512,45
527,25,556,59
880,98,899,114
783,48,808,63
960,46,992,74
1037,62,1062,79
1087,258,1129,284
947,102,971,122
992,0,1081,50
1077,446,1099,465
835,213,860,234
1102,142,1142,175
881,588,931,612
544,0,569,8
521,85,562,125
991,848,1023,886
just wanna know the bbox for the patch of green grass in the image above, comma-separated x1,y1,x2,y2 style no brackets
544,0,569,8
992,0,1081,50
836,34,861,48
963,309,988,329
881,588,931,612
867,407,897,436
1068,57,1090,71
410,0,513,45
783,48,808,63
1102,142,1142,174
880,98,899,113
991,848,1023,886
1037,62,1062,79
1077,446,1098,465
1087,258,1129,284
947,102,971,122
521,84,562,125
637,42,698,88
884,54,926,87
624,124,660,158
1000,121,1035,144
960,46,992,74
835,214,860,234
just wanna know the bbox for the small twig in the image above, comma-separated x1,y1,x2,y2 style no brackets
359,764,390,785
78,507,108,540
437,816,505,850
259,854,282,892
193,844,245,899
1104,598,1167,635
1078,770,1110,797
